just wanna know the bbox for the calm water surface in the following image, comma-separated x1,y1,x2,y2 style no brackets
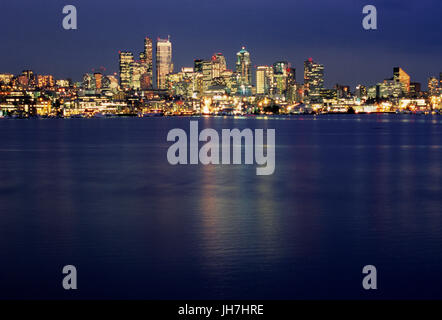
0,115,441,299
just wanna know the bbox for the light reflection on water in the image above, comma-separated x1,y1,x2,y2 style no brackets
0,114,441,299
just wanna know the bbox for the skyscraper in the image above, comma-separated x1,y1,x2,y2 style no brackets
256,66,272,95
156,37,173,89
304,58,324,102
428,77,439,96
211,53,227,79
119,51,134,89
273,61,289,95
140,37,153,88
236,47,252,85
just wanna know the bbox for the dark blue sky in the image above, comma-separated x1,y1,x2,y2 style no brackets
0,0,440,88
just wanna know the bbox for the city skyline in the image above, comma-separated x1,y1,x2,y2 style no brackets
0,0,440,88
2,35,441,94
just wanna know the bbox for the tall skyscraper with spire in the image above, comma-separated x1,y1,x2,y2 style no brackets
156,36,173,89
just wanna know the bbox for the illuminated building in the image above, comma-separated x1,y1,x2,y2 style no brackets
94,72,103,89
140,37,153,88
355,85,367,98
256,66,272,95
83,73,96,90
273,61,288,96
428,76,439,96
56,79,70,87
156,36,173,89
119,51,134,89
201,60,212,91
304,58,324,102
211,53,226,79
236,47,252,85
393,67,410,94
37,75,55,88
0,74,14,85
286,68,297,102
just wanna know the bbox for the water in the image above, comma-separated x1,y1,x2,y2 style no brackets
0,115,441,299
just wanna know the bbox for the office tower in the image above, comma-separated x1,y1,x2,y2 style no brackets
156,36,173,89
393,67,410,93
286,67,297,102
140,37,153,88
256,66,272,95
273,61,289,95
201,60,212,91
211,53,227,79
304,58,324,101
131,61,145,90
236,46,252,85
119,51,134,89
428,77,439,96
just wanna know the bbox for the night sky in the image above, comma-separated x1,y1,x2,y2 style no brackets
0,0,440,88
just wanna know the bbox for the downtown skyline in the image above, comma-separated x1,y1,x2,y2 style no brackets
0,0,441,88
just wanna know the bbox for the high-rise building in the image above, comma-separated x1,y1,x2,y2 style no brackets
393,67,410,94
428,77,439,96
304,58,324,101
140,37,153,88
119,51,134,89
211,53,227,79
156,36,173,89
256,66,272,95
236,47,252,85
201,60,212,91
273,61,289,95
